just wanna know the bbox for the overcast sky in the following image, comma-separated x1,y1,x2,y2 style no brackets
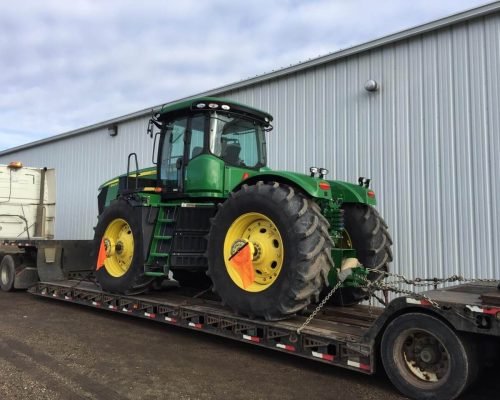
0,0,493,150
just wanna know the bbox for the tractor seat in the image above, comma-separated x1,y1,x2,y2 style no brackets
191,146,203,158
223,143,241,165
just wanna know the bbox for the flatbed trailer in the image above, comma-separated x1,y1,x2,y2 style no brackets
26,277,500,400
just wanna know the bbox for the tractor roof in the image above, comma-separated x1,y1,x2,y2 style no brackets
157,97,273,123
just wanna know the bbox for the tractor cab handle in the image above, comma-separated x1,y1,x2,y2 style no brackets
176,157,183,170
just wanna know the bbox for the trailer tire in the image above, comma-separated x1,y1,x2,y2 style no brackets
330,203,392,306
94,199,154,295
381,312,478,400
207,182,332,321
0,254,20,292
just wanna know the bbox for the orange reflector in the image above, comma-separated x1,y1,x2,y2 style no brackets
96,240,106,271
143,187,163,193
367,190,375,198
319,182,330,190
230,245,254,289
8,161,23,169
242,172,249,180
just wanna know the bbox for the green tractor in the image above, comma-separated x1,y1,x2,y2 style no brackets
94,97,392,320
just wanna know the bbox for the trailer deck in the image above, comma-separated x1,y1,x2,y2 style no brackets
30,280,384,373
28,279,500,383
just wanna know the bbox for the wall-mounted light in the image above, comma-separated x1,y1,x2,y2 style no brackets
364,79,379,92
108,125,118,137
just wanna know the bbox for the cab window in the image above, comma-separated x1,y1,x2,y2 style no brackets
189,115,205,160
160,117,187,182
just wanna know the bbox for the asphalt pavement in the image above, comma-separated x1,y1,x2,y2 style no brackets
0,290,498,400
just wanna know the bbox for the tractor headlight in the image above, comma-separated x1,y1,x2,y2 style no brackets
310,167,319,177
319,168,329,178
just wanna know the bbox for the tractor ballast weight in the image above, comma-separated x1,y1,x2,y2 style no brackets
94,97,392,320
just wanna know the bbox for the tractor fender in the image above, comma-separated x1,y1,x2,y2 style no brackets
232,173,376,206
231,171,332,200
328,180,377,206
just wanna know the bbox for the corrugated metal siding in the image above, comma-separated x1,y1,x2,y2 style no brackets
218,14,500,281
0,117,153,239
1,13,499,282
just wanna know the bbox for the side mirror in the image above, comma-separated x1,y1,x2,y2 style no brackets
147,116,162,138
147,119,154,138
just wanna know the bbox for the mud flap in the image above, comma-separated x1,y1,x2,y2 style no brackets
36,241,94,281
14,267,39,289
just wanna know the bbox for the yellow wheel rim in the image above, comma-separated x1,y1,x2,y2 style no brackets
102,218,134,278
224,212,284,292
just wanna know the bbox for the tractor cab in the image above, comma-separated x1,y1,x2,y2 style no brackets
153,98,272,197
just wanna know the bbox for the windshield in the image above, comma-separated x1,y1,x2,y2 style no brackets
209,112,266,168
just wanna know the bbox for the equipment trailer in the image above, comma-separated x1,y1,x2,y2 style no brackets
12,263,500,400
2,94,499,400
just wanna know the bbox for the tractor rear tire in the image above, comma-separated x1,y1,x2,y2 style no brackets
330,203,392,306
94,199,154,295
207,182,332,321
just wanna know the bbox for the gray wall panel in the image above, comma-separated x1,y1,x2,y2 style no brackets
1,12,499,283
213,15,500,281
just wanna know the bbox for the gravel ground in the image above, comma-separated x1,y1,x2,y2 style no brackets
0,290,498,400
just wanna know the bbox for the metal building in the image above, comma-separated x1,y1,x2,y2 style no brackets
1,3,499,282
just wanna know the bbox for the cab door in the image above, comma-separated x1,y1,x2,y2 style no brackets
159,117,188,193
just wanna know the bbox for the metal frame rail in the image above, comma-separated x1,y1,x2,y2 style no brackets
29,281,378,374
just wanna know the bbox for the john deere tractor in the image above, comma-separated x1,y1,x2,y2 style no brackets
94,97,392,320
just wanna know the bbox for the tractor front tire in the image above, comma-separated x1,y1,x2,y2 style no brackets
331,203,392,306
94,199,154,294
207,182,332,321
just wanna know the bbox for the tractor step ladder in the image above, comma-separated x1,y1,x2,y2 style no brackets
145,205,178,276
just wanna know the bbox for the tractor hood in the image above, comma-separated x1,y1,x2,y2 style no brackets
98,167,157,190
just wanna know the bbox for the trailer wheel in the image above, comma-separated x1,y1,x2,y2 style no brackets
0,254,20,292
207,182,331,320
381,313,478,400
331,203,392,306
94,199,154,294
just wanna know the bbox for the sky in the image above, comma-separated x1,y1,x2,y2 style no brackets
0,0,493,151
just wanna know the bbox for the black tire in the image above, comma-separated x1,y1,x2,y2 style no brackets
331,203,392,305
207,181,332,321
381,313,478,400
94,199,154,294
0,255,20,292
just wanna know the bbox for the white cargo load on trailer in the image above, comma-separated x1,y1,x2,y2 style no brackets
0,163,55,239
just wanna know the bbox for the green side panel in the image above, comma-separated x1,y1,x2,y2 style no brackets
138,193,162,206
223,165,260,195
184,155,226,197
328,180,377,206
228,170,332,200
